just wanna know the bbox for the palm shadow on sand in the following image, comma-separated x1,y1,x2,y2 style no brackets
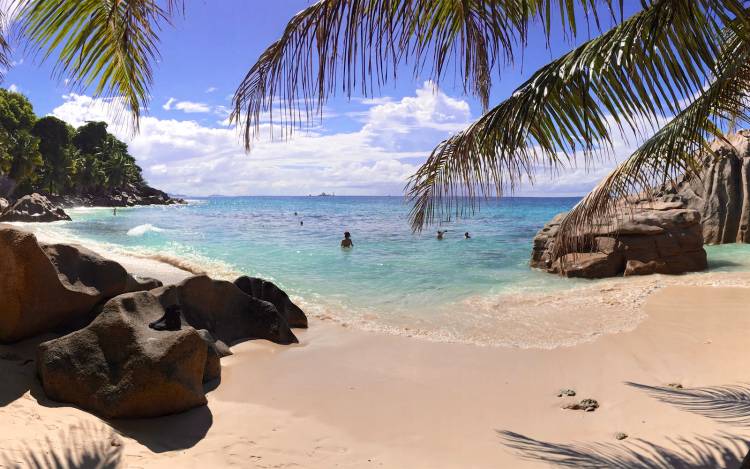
498,430,748,469
626,382,750,426
499,382,750,468
0,422,123,469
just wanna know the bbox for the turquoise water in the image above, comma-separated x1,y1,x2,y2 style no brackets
28,196,750,345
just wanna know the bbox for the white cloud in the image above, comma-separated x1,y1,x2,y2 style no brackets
48,82,633,198
162,97,211,113
206,86,217,93
7,83,18,92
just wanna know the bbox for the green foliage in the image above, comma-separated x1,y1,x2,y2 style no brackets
33,116,74,193
0,89,144,197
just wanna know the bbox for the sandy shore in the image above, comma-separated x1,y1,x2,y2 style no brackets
2,237,750,467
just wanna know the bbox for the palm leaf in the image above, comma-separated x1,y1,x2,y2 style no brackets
553,21,750,259
231,0,620,150
18,0,181,130
405,0,745,231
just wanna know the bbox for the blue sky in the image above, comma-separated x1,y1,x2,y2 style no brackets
3,1,643,197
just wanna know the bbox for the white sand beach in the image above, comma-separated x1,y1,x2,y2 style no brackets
1,235,750,468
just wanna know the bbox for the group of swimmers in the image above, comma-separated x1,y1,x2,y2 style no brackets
437,230,471,240
340,229,470,247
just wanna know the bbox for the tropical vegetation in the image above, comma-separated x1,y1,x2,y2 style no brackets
0,88,143,198
6,0,750,250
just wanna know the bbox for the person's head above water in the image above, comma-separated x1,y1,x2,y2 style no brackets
344,231,351,239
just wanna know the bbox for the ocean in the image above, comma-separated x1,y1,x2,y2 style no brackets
26,196,750,347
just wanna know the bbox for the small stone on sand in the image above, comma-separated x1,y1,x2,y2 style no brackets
557,389,576,397
564,398,599,412
667,383,683,389
615,432,628,440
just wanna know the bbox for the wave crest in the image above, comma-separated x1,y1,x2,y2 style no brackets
127,224,165,236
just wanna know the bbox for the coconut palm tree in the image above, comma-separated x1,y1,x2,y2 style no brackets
9,0,750,251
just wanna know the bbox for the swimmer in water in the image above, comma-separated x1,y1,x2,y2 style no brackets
437,230,447,240
465,232,471,239
341,231,353,248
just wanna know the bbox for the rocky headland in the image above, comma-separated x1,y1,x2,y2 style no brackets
0,184,184,224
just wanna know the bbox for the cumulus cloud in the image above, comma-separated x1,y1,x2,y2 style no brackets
162,97,211,113
49,82,628,197
8,83,18,92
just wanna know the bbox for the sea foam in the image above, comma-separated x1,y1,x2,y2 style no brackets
127,224,165,236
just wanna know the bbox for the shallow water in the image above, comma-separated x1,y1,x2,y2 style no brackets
27,196,750,347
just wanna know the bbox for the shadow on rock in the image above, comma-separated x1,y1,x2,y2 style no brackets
498,430,748,469
110,405,213,453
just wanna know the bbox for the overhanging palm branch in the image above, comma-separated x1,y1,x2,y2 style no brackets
231,0,620,149
17,0,183,129
405,0,745,231
553,21,750,259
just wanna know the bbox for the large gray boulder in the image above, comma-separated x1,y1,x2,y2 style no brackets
658,130,750,244
0,225,160,342
0,193,70,222
234,276,308,328
37,291,220,419
153,275,298,346
531,206,707,278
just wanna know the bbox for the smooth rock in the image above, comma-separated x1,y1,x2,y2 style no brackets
37,291,219,419
0,193,70,222
0,225,161,342
234,276,308,328
152,275,298,346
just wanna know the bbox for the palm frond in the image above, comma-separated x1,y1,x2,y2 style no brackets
405,0,744,231
18,0,178,130
553,21,750,259
232,0,619,150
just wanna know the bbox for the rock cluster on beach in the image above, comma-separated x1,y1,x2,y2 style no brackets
530,205,708,278
0,193,71,223
0,183,183,225
0,225,306,418
531,131,750,278
0,224,159,342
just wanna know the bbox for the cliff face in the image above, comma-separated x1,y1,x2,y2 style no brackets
658,130,750,245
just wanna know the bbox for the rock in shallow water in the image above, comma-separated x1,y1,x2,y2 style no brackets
0,225,161,342
37,291,219,419
530,208,707,279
